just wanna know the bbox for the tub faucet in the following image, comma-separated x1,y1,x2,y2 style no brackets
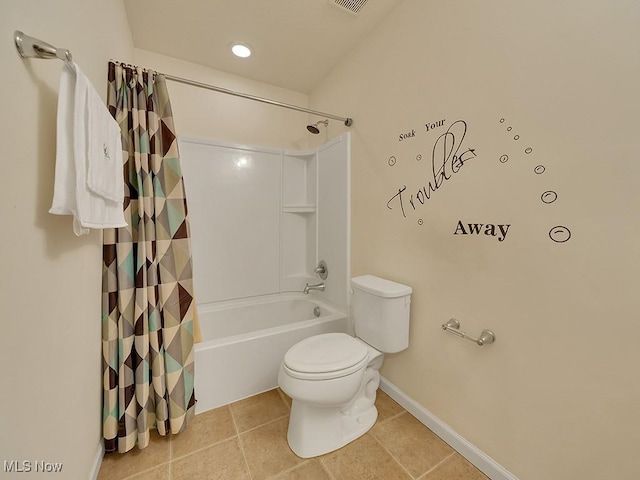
303,282,325,294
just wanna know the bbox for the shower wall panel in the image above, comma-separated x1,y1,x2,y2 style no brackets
317,135,350,310
179,134,350,305
179,138,282,302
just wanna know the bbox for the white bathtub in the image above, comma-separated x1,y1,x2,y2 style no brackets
194,293,349,413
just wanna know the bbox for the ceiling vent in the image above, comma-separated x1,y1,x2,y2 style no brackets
330,0,369,15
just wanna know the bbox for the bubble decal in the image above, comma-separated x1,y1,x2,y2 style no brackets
498,116,571,243
541,191,557,204
549,226,571,243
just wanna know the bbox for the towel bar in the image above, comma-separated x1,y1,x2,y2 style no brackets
14,30,72,63
442,319,495,346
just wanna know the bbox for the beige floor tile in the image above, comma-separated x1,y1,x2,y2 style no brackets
372,412,454,478
171,437,250,480
240,417,305,480
128,463,170,480
97,391,485,480
273,459,332,480
321,433,411,480
171,405,236,459
375,390,405,423
422,453,489,480
230,388,290,432
97,431,171,480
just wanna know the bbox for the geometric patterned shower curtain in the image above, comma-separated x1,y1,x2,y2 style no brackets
101,61,198,453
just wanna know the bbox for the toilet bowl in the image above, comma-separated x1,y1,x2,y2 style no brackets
278,332,383,458
278,275,412,458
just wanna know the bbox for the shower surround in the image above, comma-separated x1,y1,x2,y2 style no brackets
178,134,351,409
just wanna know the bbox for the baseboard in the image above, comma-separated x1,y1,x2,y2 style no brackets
379,377,519,480
89,439,104,480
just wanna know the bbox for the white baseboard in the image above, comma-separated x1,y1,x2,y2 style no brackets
89,439,104,480
379,377,519,480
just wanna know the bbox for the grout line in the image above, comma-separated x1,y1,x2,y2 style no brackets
170,434,237,462
319,458,338,480
169,405,240,463
416,452,456,480
168,408,290,472
236,413,290,435
117,460,172,480
268,459,311,479
368,433,417,480
229,402,255,480
376,409,407,426
370,414,457,480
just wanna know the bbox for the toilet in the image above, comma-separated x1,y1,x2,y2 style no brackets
278,275,412,458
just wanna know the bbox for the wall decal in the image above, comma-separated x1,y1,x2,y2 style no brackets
549,226,571,243
384,116,571,244
386,120,477,218
498,117,571,243
454,221,511,242
425,119,446,132
541,191,557,204
398,129,416,141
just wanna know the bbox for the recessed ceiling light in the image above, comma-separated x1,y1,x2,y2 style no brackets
231,43,252,58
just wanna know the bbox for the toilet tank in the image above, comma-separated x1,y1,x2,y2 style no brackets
351,275,412,353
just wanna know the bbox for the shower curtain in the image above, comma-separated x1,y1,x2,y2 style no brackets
101,61,199,453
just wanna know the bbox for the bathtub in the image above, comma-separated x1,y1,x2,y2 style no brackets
194,293,349,413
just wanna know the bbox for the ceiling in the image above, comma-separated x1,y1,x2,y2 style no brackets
123,0,404,93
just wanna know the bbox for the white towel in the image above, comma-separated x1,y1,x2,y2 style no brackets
86,85,124,203
50,62,127,236
49,63,76,218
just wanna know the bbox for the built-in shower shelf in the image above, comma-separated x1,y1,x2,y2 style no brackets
283,204,316,213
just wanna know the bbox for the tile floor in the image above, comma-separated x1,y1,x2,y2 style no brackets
97,389,489,480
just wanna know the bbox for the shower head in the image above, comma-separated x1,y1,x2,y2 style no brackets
307,120,329,134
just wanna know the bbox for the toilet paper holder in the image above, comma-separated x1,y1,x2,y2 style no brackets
442,319,495,346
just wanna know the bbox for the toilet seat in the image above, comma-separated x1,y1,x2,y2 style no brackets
283,333,369,380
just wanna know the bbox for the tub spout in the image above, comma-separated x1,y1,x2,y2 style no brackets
303,282,325,294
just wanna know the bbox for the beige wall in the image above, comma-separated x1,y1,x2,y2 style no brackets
133,49,312,150
3,0,638,478
311,0,640,479
0,1,132,478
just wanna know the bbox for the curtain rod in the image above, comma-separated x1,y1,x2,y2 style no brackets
161,73,353,126
14,31,353,127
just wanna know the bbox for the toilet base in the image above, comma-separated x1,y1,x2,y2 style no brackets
286,400,378,458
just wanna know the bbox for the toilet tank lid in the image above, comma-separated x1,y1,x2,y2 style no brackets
351,275,412,298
